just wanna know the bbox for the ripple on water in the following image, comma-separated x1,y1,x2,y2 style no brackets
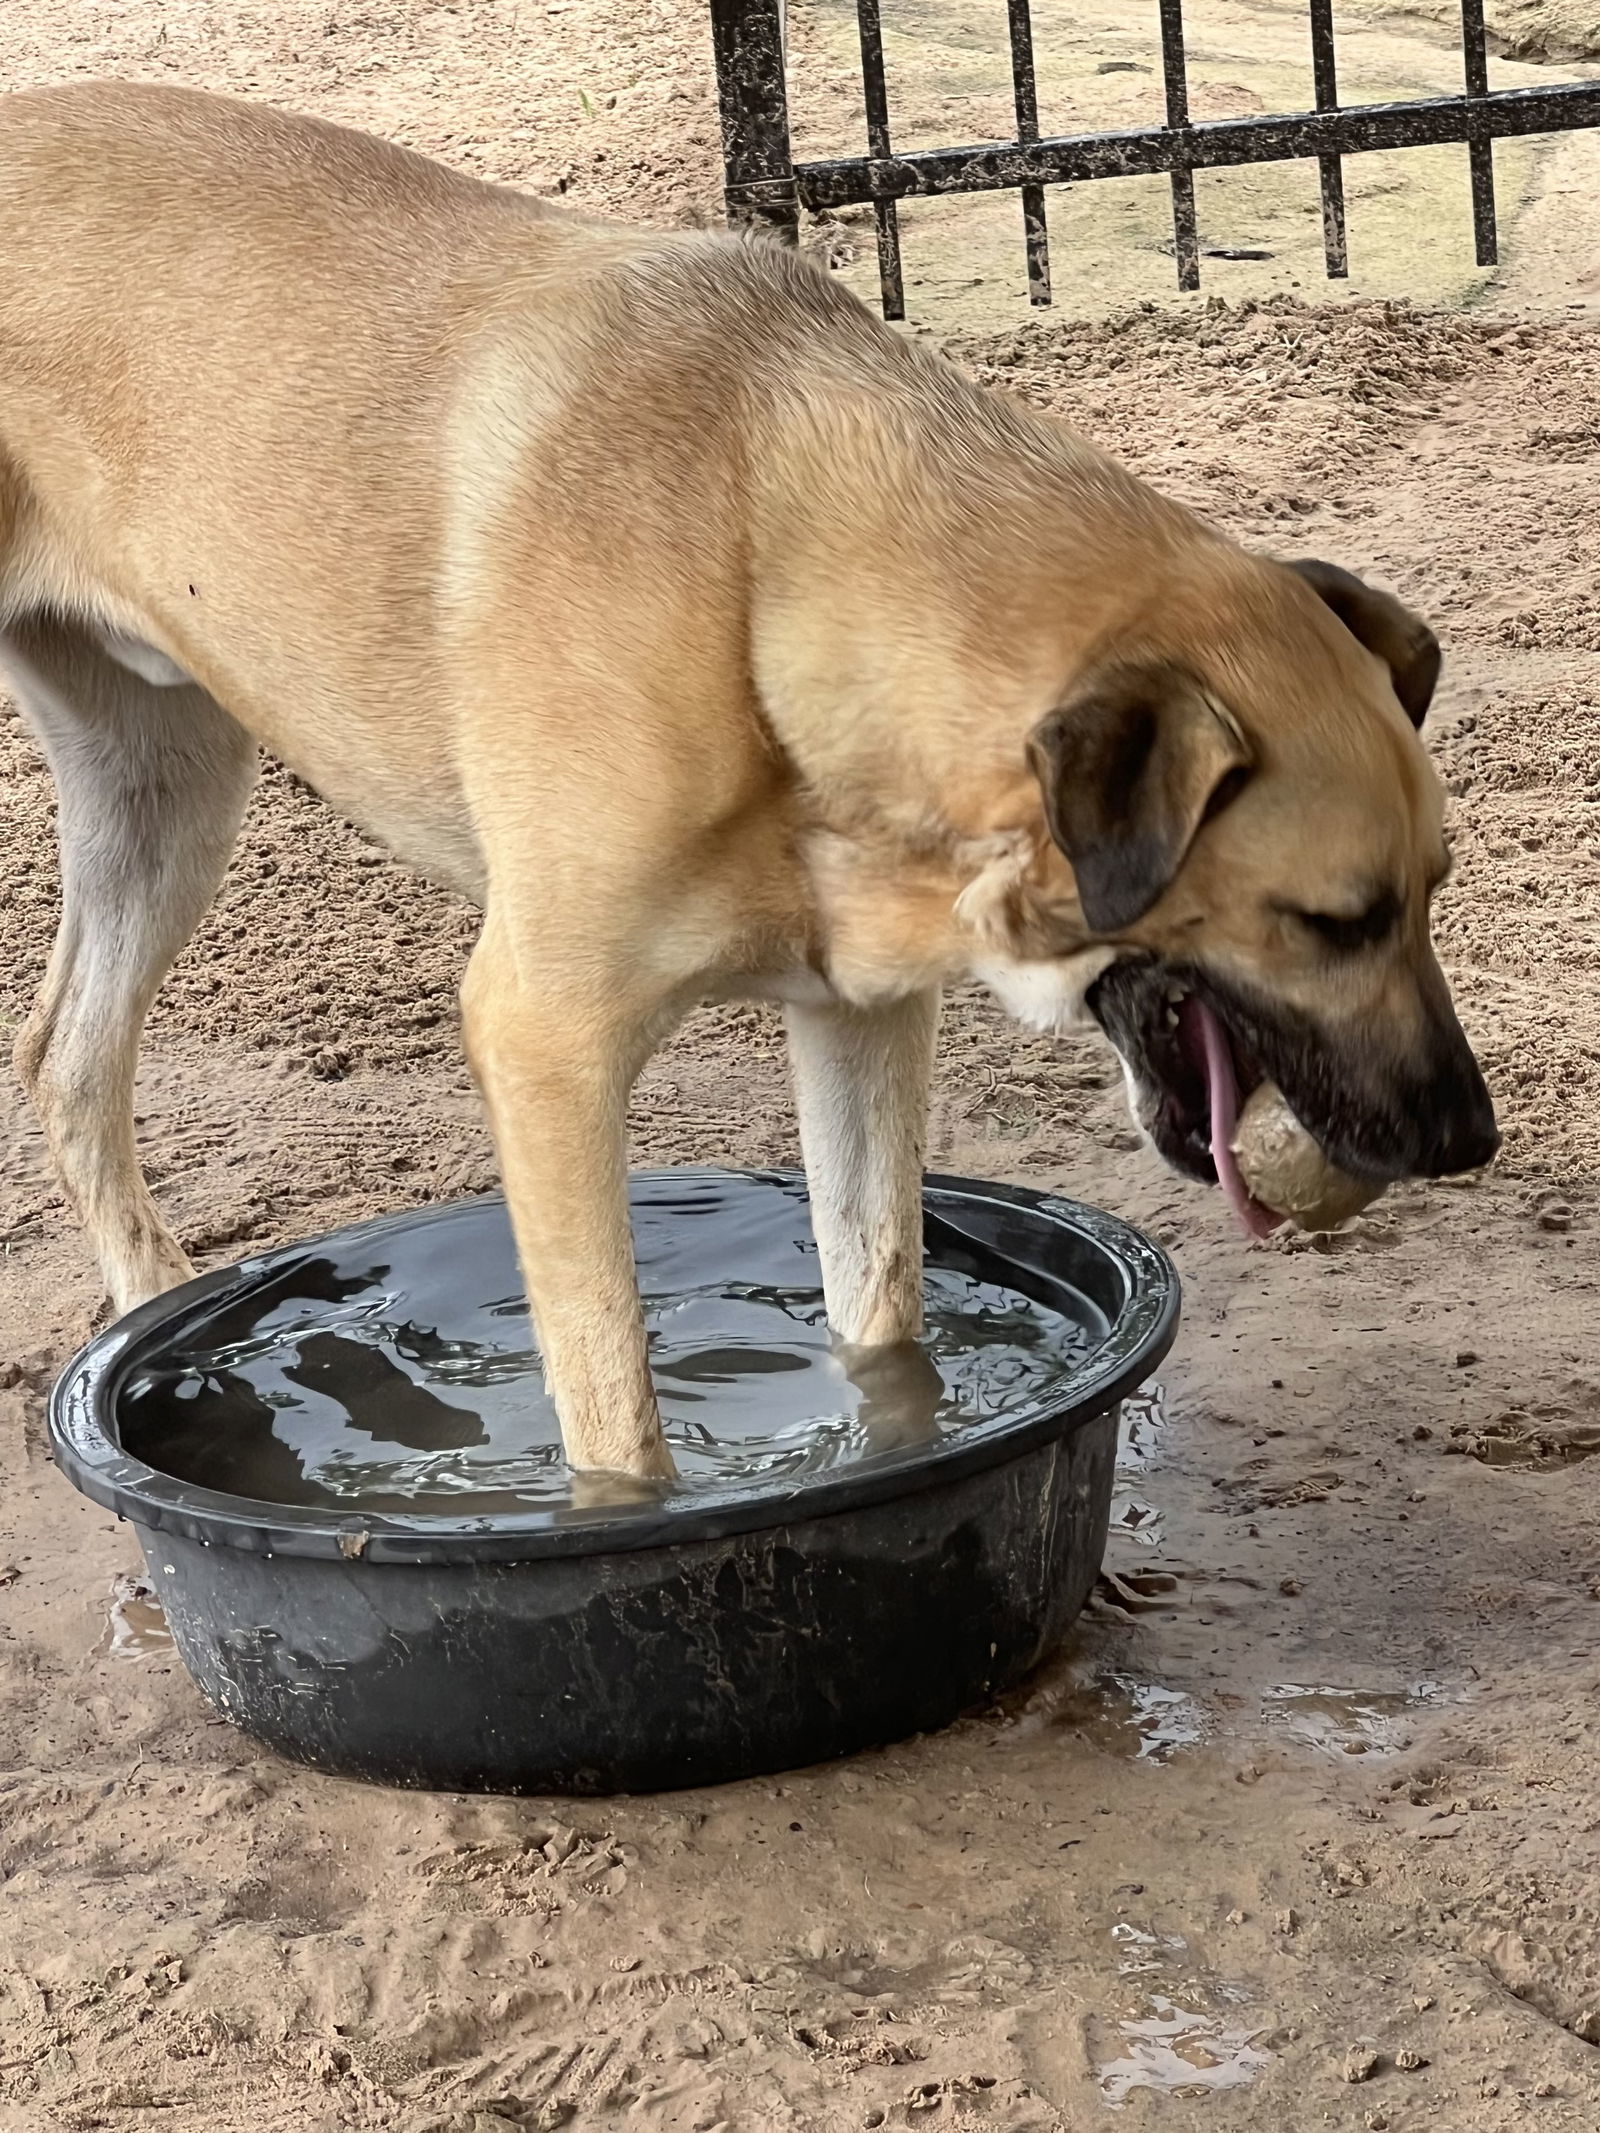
115,1174,1103,1516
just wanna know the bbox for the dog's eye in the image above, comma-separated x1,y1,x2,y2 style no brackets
1296,895,1399,952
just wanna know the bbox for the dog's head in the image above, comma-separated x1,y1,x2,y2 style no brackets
999,554,1496,1196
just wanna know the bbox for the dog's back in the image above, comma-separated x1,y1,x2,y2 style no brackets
0,84,602,820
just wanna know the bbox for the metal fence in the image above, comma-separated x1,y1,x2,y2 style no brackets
708,0,1600,317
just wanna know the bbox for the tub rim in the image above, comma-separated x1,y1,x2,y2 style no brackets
48,1167,1180,1567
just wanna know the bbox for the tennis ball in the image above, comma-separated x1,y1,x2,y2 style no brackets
1231,1083,1382,1231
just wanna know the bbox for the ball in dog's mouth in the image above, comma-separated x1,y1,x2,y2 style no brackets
1177,998,1382,1237
1231,1082,1384,1232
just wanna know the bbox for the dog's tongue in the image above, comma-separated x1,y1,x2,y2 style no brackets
1181,999,1282,1240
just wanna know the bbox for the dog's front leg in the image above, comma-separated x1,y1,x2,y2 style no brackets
785,989,940,1346
460,912,673,1480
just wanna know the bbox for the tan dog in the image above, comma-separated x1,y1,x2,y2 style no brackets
0,83,1496,1479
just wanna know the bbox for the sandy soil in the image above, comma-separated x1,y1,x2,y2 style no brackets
4,5,1600,2131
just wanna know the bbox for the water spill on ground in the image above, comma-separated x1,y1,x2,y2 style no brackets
1110,1923,1189,1976
1097,1994,1274,2107
1012,1663,1463,1775
1095,1920,1273,2108
1109,1678,1208,1763
115,1172,1103,1516
1110,1386,1168,1551
1016,1670,1209,1761
98,1572,172,1661
1259,1679,1450,1757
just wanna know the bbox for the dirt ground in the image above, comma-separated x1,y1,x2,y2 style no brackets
4,4,1600,2131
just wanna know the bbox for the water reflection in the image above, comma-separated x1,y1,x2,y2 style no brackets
1098,1995,1273,2106
118,1174,1099,1516
98,1572,173,1661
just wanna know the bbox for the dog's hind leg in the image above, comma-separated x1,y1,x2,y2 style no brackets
2,614,257,1313
784,988,940,1347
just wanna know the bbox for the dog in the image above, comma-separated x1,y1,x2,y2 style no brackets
0,82,1497,1479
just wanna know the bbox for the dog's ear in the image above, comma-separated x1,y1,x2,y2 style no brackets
1028,662,1253,934
1287,558,1441,727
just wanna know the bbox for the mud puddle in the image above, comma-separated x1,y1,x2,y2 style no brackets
97,1571,173,1661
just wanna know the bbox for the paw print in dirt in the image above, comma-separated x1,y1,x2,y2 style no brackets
417,1823,629,1915
1447,1397,1600,1470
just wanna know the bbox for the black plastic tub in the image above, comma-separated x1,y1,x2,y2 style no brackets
50,1168,1178,1794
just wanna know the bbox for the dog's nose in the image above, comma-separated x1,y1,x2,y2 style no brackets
1416,1056,1500,1177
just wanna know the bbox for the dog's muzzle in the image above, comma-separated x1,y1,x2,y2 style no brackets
1087,957,1499,1193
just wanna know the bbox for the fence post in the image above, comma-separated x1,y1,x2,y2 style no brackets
708,0,801,243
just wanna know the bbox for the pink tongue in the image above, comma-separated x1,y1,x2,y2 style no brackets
1189,1000,1282,1240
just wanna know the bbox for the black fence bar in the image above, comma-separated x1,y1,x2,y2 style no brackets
1005,0,1052,305
708,0,799,239
1157,0,1200,289
791,78,1600,210
1460,0,1499,264
1307,0,1349,278
855,0,906,318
